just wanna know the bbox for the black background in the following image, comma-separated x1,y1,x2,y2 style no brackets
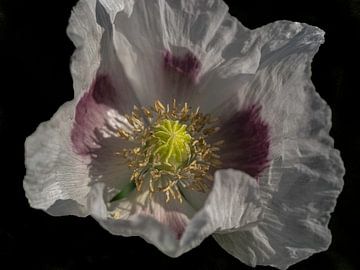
0,0,359,269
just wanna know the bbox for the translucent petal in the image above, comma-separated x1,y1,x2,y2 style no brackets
68,2,141,158
88,169,262,257
109,0,262,109
68,0,260,113
24,102,90,216
213,21,345,269
68,0,140,106
67,0,100,98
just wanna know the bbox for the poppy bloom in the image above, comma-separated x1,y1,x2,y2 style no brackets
24,0,344,269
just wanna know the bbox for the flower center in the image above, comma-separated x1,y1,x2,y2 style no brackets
150,119,192,170
112,100,223,203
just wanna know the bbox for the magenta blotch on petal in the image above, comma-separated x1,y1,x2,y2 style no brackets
141,205,189,240
216,105,270,178
71,75,118,155
163,50,201,82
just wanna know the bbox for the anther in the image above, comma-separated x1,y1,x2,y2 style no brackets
112,100,223,203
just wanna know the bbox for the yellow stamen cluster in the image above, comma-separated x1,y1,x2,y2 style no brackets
116,100,222,203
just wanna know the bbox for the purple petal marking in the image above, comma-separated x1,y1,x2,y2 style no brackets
167,211,187,240
163,50,201,82
71,75,118,155
216,105,270,178
139,195,190,240
143,208,187,240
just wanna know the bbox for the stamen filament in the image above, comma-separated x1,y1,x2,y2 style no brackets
112,100,222,203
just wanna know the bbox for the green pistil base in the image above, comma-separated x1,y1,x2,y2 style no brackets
151,119,192,170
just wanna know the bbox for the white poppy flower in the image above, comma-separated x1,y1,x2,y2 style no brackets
23,0,344,269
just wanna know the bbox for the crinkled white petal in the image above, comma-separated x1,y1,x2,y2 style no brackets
24,100,133,217
67,0,101,98
215,146,343,269
97,0,261,110
88,169,262,257
67,0,138,108
23,102,91,216
213,21,345,269
68,0,262,113
24,0,141,217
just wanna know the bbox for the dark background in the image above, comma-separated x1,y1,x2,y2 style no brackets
0,0,358,269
